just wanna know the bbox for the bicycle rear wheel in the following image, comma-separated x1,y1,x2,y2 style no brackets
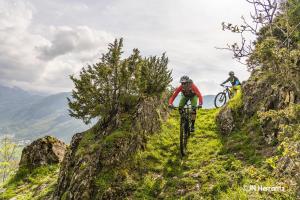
214,92,227,108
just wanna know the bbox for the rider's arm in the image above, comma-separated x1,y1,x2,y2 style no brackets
191,83,203,105
221,77,230,85
168,85,182,105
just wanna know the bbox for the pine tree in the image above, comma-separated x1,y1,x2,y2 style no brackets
68,38,172,124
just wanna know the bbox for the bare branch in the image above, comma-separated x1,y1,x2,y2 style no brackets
219,0,280,69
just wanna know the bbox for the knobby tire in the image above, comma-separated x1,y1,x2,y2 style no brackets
214,92,227,108
180,118,186,157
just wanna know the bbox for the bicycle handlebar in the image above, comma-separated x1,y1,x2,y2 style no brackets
220,84,232,89
169,105,201,110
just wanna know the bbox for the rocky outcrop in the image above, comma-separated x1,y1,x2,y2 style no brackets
216,107,235,135
217,67,300,138
53,96,168,200
19,136,67,169
216,67,300,197
276,143,300,175
257,105,299,144
275,140,300,197
242,69,300,117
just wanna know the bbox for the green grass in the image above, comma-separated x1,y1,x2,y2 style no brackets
4,103,298,199
0,165,59,200
125,108,297,199
227,89,243,111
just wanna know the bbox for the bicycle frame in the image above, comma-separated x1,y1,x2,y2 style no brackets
223,86,232,99
172,102,192,157
172,103,192,120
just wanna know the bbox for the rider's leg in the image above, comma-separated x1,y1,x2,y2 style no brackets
178,95,188,115
235,85,241,95
190,95,198,132
231,85,241,97
229,87,235,97
233,86,237,96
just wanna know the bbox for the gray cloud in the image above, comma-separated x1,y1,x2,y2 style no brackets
39,29,78,60
0,1,46,82
0,0,114,93
38,26,112,60
0,0,253,94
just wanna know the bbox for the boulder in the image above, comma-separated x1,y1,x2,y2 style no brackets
19,136,67,169
216,107,235,135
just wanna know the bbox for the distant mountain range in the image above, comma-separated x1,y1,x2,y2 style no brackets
0,85,90,143
0,85,215,143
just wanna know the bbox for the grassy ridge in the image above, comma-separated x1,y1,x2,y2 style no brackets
128,108,295,199
0,165,58,200
0,107,297,199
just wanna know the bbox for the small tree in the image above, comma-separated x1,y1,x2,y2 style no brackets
219,0,300,73
0,136,18,182
68,38,172,125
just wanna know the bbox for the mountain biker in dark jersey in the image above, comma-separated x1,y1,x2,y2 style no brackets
168,76,203,132
221,71,241,96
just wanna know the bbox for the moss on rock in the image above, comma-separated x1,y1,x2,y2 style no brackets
0,164,59,200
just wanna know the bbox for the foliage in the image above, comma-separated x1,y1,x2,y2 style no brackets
3,108,299,199
227,88,243,111
90,108,297,199
258,105,300,177
68,38,172,124
221,0,300,74
0,136,18,183
0,164,59,200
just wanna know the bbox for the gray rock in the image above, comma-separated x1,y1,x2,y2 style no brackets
19,136,67,169
217,107,235,135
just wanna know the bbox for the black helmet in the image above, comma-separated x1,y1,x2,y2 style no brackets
229,71,234,76
180,75,190,83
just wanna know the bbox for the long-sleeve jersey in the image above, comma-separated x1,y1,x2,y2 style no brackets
169,83,203,105
222,76,240,86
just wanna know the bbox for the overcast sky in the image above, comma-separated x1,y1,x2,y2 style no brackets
0,0,255,95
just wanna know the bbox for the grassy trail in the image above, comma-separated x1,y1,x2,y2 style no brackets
1,109,295,199
132,109,293,199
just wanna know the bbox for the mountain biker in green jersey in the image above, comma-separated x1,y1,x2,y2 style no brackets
221,71,241,96
169,76,203,132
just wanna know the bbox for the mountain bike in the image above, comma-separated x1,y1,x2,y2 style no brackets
171,103,192,157
214,85,233,108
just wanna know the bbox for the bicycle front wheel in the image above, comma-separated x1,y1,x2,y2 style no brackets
180,119,187,157
214,92,227,108
184,120,189,149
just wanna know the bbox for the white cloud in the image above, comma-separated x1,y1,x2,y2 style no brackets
0,0,47,82
0,0,255,94
0,0,32,31
0,0,114,93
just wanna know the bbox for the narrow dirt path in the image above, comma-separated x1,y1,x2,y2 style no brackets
132,109,292,199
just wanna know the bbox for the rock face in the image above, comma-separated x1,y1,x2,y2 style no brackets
19,136,67,169
276,143,300,175
53,96,168,200
216,67,300,197
242,69,300,117
217,68,300,136
216,107,235,135
275,140,300,195
240,69,300,142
